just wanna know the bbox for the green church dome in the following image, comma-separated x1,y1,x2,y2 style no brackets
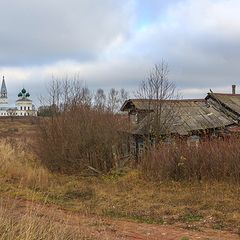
18,87,31,99
21,88,26,94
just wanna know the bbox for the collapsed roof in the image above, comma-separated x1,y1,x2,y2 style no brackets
206,92,240,121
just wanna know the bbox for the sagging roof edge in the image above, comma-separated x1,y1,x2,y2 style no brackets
205,92,240,118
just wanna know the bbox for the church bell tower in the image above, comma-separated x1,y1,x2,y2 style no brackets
0,76,8,104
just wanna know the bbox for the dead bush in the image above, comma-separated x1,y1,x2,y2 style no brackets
37,79,125,174
38,108,124,174
141,137,240,183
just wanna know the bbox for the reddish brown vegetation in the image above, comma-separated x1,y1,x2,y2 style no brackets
37,79,129,174
38,106,125,174
141,137,240,182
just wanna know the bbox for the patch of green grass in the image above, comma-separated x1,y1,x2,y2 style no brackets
180,237,190,240
179,213,203,223
103,210,164,224
64,187,95,201
212,222,225,230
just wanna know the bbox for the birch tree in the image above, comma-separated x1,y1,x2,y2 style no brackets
137,61,179,143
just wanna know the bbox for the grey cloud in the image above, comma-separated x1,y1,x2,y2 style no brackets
1,0,240,102
0,0,134,65
119,0,240,92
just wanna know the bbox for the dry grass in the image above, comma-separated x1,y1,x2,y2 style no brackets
0,120,239,235
88,172,240,233
5,167,239,233
0,117,37,139
141,138,240,182
0,200,91,240
0,139,50,191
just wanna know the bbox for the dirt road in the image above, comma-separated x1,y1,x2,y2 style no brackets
3,197,239,240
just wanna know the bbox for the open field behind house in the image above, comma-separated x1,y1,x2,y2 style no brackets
0,117,239,239
0,117,37,139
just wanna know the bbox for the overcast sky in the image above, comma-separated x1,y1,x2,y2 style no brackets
0,0,239,105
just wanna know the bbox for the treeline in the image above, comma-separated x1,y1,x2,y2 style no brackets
38,80,128,116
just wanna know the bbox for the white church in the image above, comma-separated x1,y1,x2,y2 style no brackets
0,76,37,117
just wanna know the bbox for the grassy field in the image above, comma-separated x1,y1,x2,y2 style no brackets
0,199,88,240
0,118,239,238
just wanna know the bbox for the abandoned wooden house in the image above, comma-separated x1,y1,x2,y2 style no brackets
120,85,240,159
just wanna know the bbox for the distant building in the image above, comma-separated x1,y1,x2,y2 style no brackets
0,76,10,116
15,88,37,116
0,76,7,104
0,76,37,117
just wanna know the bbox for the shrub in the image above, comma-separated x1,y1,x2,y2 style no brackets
38,107,124,174
37,78,126,174
141,137,240,183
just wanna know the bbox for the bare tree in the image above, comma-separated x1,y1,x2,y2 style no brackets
119,88,129,106
137,61,179,143
94,88,106,110
107,88,129,113
39,75,93,112
80,87,92,106
107,88,120,113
